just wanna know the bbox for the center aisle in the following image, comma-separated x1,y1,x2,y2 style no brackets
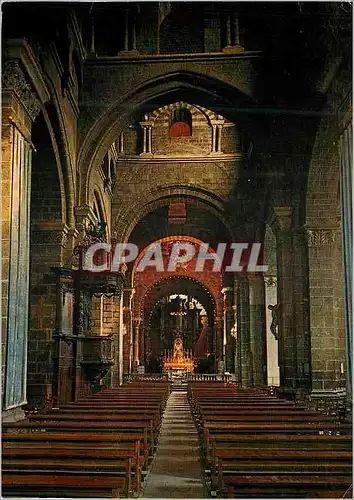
141,390,207,498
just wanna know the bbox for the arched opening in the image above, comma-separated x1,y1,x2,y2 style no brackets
142,276,215,374
28,110,66,409
169,106,192,137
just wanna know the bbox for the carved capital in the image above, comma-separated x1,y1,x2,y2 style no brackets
269,206,293,232
74,205,97,236
2,60,41,121
306,229,337,247
133,317,142,327
264,276,277,287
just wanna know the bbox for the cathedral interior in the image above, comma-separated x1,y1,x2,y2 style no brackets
1,1,353,498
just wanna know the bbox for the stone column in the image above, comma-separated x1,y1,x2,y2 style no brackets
139,325,146,368
293,227,311,392
217,123,223,153
234,13,240,45
140,121,153,156
226,14,232,47
132,317,141,370
132,20,137,51
231,303,240,382
210,119,224,154
119,132,124,154
214,316,223,372
211,124,217,153
90,12,96,54
124,8,129,51
147,126,152,154
238,276,253,386
269,207,296,392
222,287,235,373
142,126,147,153
264,276,279,386
2,49,55,418
222,12,244,53
118,292,124,385
249,274,267,386
306,227,345,398
123,288,135,374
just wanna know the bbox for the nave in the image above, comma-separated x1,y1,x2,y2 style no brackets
2,380,352,499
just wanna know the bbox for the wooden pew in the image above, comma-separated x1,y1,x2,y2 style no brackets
218,473,353,498
188,382,352,498
212,447,352,496
2,443,144,495
3,419,154,450
3,380,172,498
2,472,130,498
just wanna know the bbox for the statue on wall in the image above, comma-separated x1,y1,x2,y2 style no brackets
268,303,281,340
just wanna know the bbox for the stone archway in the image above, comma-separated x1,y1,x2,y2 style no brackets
78,70,258,206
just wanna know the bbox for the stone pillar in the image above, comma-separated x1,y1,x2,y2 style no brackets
238,276,253,386
231,303,240,383
293,228,311,391
123,288,135,374
139,324,145,367
222,12,244,53
214,316,223,372
132,20,137,51
226,14,232,47
148,126,152,154
119,132,124,154
270,207,296,392
306,227,346,396
90,12,96,54
222,287,235,373
211,124,217,153
249,274,267,386
210,119,224,154
264,276,280,386
234,13,240,45
140,121,153,156
124,8,129,51
217,123,223,153
118,292,124,386
2,50,48,419
142,127,147,153
133,317,141,369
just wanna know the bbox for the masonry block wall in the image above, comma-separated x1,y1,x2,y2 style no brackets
27,114,65,409
305,63,350,393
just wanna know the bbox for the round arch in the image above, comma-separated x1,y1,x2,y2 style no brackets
131,235,224,318
142,275,216,324
42,70,76,228
77,70,256,206
113,185,236,243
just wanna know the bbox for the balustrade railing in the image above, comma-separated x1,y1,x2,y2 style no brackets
123,372,234,383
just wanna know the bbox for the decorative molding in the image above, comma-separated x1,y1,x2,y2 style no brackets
306,229,337,247
264,276,277,287
2,60,41,121
115,152,242,163
269,206,293,232
3,38,50,104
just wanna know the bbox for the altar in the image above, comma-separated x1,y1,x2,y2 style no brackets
163,331,195,373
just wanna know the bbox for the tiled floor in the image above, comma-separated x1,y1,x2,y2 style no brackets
141,391,207,498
